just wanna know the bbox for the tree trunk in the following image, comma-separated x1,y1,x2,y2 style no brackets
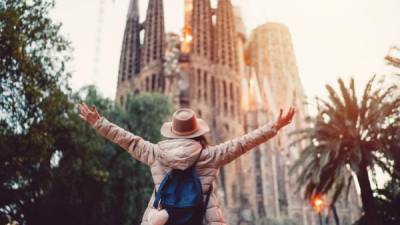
356,160,381,225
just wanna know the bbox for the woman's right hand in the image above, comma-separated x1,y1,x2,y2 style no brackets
274,106,296,130
78,103,100,126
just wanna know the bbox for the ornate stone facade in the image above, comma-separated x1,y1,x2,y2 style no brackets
243,23,361,225
116,0,141,105
116,1,361,225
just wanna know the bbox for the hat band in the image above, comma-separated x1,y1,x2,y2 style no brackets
171,126,199,136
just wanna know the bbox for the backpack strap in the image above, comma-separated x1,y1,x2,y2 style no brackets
153,171,172,209
202,184,213,217
190,146,205,169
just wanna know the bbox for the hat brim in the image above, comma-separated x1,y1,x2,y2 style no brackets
160,118,210,139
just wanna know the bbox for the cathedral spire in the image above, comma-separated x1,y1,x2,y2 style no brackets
117,0,141,84
191,0,213,59
214,0,239,72
141,0,165,69
127,0,139,19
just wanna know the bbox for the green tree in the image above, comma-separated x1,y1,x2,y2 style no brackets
0,0,70,132
0,0,172,224
0,0,71,223
374,179,400,225
33,87,172,225
290,76,400,225
16,86,172,225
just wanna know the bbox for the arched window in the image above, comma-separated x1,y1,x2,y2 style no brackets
229,83,234,101
237,85,241,121
203,72,208,102
223,81,228,114
223,81,227,98
197,69,202,100
120,95,124,106
231,183,237,203
211,76,216,104
229,83,234,117
151,74,156,90
145,77,150,91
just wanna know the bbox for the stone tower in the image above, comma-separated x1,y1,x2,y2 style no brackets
191,0,213,60
187,0,215,125
245,22,309,222
211,1,248,224
140,0,165,93
245,22,361,225
211,0,243,139
116,0,141,105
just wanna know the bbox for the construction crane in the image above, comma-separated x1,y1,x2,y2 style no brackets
92,0,116,83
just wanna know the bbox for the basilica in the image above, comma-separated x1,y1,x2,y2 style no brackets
115,0,361,224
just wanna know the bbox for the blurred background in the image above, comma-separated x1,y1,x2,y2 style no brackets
1,0,399,225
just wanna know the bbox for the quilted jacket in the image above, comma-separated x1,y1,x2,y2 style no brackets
93,117,278,225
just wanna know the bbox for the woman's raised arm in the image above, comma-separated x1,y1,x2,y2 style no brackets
78,103,158,166
206,107,295,167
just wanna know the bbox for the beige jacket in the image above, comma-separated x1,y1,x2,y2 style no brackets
93,117,278,225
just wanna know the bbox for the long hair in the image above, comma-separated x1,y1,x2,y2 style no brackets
191,135,209,149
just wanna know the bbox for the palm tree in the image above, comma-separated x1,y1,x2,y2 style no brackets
290,76,400,225
385,46,400,69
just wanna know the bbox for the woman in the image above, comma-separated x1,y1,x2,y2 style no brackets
78,104,295,225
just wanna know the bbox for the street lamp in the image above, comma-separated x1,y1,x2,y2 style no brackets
311,195,325,225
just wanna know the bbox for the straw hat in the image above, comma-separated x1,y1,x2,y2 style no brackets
160,108,210,139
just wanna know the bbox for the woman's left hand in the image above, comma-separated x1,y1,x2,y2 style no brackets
274,106,296,130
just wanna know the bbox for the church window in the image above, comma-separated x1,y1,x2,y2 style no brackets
203,72,208,101
153,49,157,60
151,74,156,90
231,184,238,204
223,81,228,114
223,81,227,98
120,95,124,106
229,83,234,101
146,77,150,91
211,76,216,104
224,102,228,115
197,69,201,100
236,86,241,121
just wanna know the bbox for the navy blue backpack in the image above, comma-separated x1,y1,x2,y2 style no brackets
153,149,213,225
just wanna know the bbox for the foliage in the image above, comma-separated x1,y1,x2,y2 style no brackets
290,76,400,225
1,83,172,225
385,46,400,70
0,1,173,224
354,178,400,225
35,87,172,225
0,0,70,133
0,0,71,224
374,178,400,225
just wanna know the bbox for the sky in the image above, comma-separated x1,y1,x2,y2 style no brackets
50,0,400,100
